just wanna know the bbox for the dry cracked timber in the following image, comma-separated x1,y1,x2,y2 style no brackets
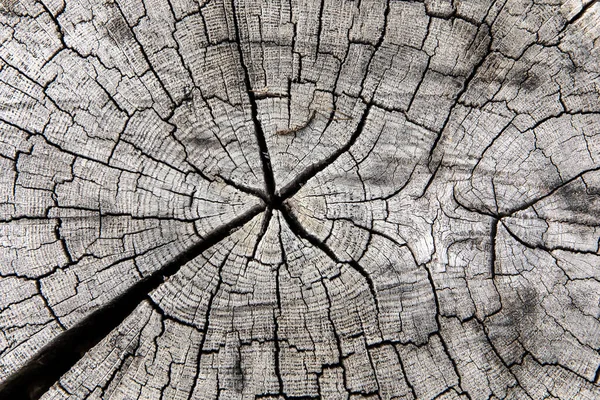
1,0,600,399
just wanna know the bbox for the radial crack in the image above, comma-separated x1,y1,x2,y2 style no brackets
0,204,265,400
229,0,277,201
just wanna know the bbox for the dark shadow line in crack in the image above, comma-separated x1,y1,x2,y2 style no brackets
0,204,266,400
217,174,270,203
229,0,276,201
278,102,373,201
279,204,382,333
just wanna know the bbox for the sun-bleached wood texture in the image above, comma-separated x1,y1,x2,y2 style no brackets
1,0,600,399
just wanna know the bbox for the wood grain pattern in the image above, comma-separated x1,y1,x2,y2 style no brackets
1,0,600,399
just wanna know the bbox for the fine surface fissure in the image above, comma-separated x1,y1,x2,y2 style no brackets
2,1,600,399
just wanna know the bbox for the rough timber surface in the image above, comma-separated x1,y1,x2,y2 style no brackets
1,0,600,399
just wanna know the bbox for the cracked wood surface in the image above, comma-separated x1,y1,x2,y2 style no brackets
1,0,600,399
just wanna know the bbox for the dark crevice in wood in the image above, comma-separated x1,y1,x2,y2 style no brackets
229,0,277,202
277,102,373,200
0,204,265,400
280,203,382,332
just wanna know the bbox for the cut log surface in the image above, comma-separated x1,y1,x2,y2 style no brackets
1,0,600,399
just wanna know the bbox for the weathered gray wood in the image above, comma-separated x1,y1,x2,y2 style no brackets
1,0,600,399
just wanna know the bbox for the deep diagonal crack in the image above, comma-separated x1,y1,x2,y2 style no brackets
277,103,373,201
0,204,265,400
280,204,382,331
